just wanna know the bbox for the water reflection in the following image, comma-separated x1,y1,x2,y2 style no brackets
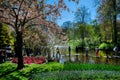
53,46,120,65
61,52,120,65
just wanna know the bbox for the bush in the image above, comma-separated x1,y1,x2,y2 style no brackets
99,42,114,50
0,62,17,76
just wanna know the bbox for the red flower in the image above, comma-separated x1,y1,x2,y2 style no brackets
11,58,18,63
11,57,46,64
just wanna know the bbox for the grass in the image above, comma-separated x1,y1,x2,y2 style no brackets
63,62,120,71
0,62,120,80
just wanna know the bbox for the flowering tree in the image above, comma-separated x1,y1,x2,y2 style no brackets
0,0,79,69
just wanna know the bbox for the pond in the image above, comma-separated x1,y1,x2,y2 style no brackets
55,50,120,65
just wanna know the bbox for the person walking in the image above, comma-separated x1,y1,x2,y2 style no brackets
56,47,61,61
75,46,78,54
68,46,71,61
113,46,119,57
95,48,99,57
85,47,89,57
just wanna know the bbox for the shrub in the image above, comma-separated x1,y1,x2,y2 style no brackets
99,42,114,50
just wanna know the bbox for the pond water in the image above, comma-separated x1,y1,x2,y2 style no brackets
56,50,120,65
52,45,120,65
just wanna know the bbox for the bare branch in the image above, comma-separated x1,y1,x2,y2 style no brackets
9,11,16,17
25,14,41,23
21,11,28,26
18,0,24,15
12,8,17,16
2,21,15,28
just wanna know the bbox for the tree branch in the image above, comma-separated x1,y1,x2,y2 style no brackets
21,11,28,26
9,11,16,18
2,21,15,28
25,23,41,29
25,14,41,23
18,0,24,15
12,8,17,16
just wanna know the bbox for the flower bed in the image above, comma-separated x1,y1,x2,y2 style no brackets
11,57,46,64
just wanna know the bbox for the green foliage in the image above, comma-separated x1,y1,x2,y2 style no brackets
63,21,102,49
73,24,101,48
99,42,114,50
0,62,17,76
84,24,101,48
99,43,108,50
68,40,82,50
97,0,120,45
0,23,15,49
0,23,10,48
1,62,120,79
0,62,63,80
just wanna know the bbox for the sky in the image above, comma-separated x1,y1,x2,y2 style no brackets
57,0,97,26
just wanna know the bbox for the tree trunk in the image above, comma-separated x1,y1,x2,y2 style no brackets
113,0,117,45
16,31,24,69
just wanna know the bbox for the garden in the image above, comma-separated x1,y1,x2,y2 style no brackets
1,62,120,80
0,0,120,80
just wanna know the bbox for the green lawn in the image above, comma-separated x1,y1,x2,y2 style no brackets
0,62,120,80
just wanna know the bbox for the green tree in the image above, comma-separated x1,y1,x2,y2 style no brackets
0,23,8,48
0,23,12,48
74,6,90,49
97,0,120,45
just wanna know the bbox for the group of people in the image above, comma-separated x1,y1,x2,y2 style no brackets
85,47,99,57
85,46,120,58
